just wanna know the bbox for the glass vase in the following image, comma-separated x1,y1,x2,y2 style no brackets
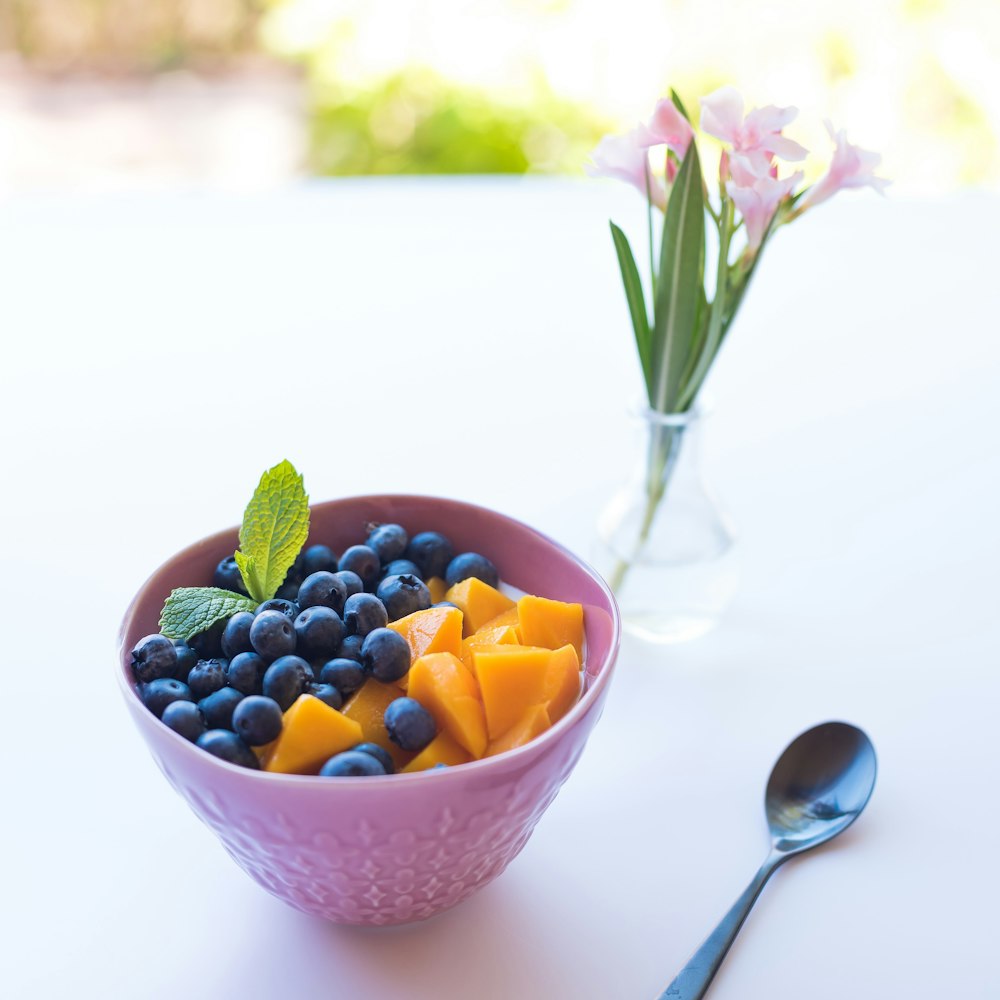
594,406,738,643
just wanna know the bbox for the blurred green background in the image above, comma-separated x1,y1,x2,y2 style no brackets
0,0,996,191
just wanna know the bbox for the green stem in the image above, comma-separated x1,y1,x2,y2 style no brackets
607,423,682,592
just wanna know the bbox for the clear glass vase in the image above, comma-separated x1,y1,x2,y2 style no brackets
593,406,738,643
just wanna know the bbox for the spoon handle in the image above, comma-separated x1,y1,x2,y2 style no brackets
657,853,784,1000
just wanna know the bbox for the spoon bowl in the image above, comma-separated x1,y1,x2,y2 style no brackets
765,721,877,854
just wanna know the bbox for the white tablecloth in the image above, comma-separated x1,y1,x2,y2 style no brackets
2,179,997,999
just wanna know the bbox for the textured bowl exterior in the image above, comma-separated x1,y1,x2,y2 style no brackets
118,495,620,926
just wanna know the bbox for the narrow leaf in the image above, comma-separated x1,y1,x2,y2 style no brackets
650,142,705,412
237,460,310,603
670,88,692,123
159,587,257,641
609,221,653,399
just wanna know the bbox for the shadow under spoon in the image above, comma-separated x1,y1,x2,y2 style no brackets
658,720,878,1000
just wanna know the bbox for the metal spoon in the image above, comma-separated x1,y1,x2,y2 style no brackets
658,721,877,1000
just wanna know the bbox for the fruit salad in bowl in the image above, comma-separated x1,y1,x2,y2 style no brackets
118,463,620,926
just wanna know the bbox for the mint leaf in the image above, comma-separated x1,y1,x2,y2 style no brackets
236,459,310,603
159,587,257,641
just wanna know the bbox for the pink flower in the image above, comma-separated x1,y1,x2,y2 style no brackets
726,169,803,250
636,98,694,159
700,85,808,164
586,128,666,209
798,122,889,210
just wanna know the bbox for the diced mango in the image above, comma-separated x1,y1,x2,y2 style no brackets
342,680,412,768
474,645,553,739
460,624,519,670
476,605,521,637
263,694,363,775
542,644,582,724
517,595,585,660
486,704,552,757
426,577,448,604
408,652,488,758
389,606,463,661
445,577,516,636
402,731,472,772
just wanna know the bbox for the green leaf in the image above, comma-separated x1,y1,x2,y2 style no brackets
159,587,257,641
236,459,310,603
650,141,706,412
670,88,692,123
609,221,652,399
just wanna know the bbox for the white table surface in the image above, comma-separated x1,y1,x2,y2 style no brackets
2,179,998,999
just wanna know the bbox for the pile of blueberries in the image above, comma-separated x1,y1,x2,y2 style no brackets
131,523,499,775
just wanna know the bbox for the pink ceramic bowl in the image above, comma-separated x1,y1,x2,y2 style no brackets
118,495,620,926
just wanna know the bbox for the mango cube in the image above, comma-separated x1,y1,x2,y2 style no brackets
263,694,363,775
426,577,449,604
342,680,412,768
486,704,552,757
542,643,581,724
476,605,521,637
445,577,516,636
460,623,519,669
517,595,585,660
473,644,553,739
402,731,472,772
407,652,488,758
388,606,463,661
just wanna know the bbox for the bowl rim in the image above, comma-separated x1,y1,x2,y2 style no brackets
118,492,621,786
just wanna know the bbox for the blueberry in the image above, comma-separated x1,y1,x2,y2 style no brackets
131,634,178,683
433,601,461,611
383,697,436,751
274,580,300,601
405,531,454,580
308,682,343,710
226,651,265,695
301,544,338,576
382,559,422,580
173,641,198,682
249,610,297,661
300,660,316,683
445,552,499,589
336,633,364,664
198,686,244,730
232,695,283,746
213,555,248,595
294,606,344,660
366,522,409,564
352,742,396,775
196,730,260,769
161,700,206,742
142,678,193,718
262,655,309,711
343,592,389,637
337,545,381,592
319,657,366,695
256,598,299,621
189,618,227,659
376,574,431,621
297,571,348,615
187,658,228,699
333,570,364,599
221,611,255,658
360,628,411,684
319,750,386,777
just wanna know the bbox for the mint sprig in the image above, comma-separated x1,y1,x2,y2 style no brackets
159,587,257,641
234,460,310,604
157,459,311,641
